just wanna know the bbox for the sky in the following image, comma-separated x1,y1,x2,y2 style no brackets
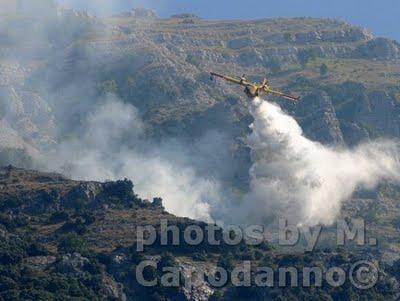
56,0,400,41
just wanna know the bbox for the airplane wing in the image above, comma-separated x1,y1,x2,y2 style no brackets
210,72,252,87
264,87,300,102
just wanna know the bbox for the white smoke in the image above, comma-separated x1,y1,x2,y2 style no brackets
238,97,400,226
40,96,400,227
42,96,220,222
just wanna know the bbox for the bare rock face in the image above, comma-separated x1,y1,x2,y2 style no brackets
296,91,344,145
26,255,57,270
54,252,126,300
55,253,89,276
62,182,103,209
0,60,56,161
356,90,400,137
101,274,127,301
178,259,215,301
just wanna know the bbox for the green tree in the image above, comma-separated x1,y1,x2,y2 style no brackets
266,57,282,74
186,54,201,67
58,233,87,254
298,49,310,68
320,63,329,77
284,32,295,43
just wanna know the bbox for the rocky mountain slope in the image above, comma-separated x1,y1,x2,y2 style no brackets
1,8,400,156
0,166,397,300
1,5,400,300
0,8,399,185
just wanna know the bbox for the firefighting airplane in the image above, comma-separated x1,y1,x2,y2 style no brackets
210,71,300,103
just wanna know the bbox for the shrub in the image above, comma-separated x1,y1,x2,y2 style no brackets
320,63,329,77
297,49,316,68
186,54,201,67
266,57,282,74
58,233,87,254
192,251,208,261
48,211,69,224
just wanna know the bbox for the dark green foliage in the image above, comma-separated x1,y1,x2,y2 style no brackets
0,238,26,265
186,54,201,67
329,253,348,265
103,178,134,202
320,63,329,77
0,169,396,300
209,290,225,301
57,233,88,255
0,213,29,231
83,259,103,275
192,251,208,261
259,241,274,251
48,211,70,224
284,32,295,43
266,57,282,74
152,197,164,208
0,196,24,211
393,216,400,229
297,49,317,68
57,218,88,235
158,252,178,270
218,252,235,271
26,243,49,257
278,254,304,267
0,264,106,300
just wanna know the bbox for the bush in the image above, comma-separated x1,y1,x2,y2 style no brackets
48,211,69,224
320,63,329,77
27,243,49,257
284,32,295,43
209,291,224,301
266,57,282,74
218,253,235,271
58,233,87,254
186,54,201,67
392,216,400,230
103,179,134,202
297,49,316,68
192,251,208,261
159,252,177,270
57,219,88,235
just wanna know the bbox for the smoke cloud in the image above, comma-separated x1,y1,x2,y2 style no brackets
2,4,400,228
40,96,221,222
237,97,400,226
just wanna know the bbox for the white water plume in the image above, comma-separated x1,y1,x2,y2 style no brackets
239,97,400,226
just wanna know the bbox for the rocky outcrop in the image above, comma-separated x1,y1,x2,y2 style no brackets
62,182,103,209
55,253,89,276
54,253,127,300
356,90,400,137
178,259,215,301
0,60,56,156
26,255,57,270
101,274,127,301
296,91,344,145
